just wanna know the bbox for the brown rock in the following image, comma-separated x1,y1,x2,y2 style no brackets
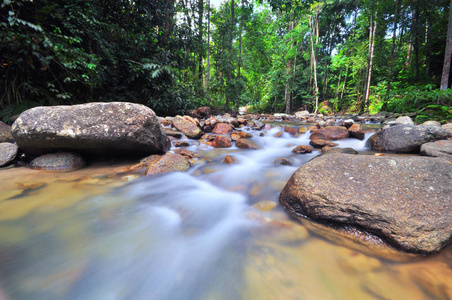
145,153,190,176
274,131,284,138
212,123,233,135
223,155,238,164
298,127,307,134
310,126,349,141
284,127,298,135
348,123,365,140
273,158,292,166
309,139,339,148
321,147,358,154
211,135,232,148
420,140,452,159
29,152,85,171
173,148,199,159
238,131,253,139
173,115,203,139
174,141,190,147
292,145,313,154
236,138,259,150
164,129,183,139
279,154,452,254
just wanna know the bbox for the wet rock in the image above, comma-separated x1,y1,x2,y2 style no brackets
226,117,239,128
309,139,339,149
422,120,441,127
274,131,283,138
263,124,272,130
145,153,190,176
317,120,326,128
321,147,358,154
420,140,452,159
348,123,365,140
29,152,85,171
251,120,265,130
0,143,18,167
12,102,169,157
368,124,452,153
173,148,199,159
310,126,349,141
211,135,232,148
284,127,298,135
307,117,316,123
236,138,259,150
0,121,14,143
164,129,183,139
394,116,414,125
253,201,277,212
298,127,307,134
223,155,238,164
279,153,452,254
325,119,336,127
343,119,355,128
212,123,233,135
292,145,313,154
173,115,203,139
442,123,452,135
231,131,252,141
174,141,190,147
274,158,292,166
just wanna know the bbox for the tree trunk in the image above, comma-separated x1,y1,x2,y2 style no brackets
387,0,399,94
310,14,319,114
205,0,211,90
285,20,294,114
238,0,244,79
364,9,377,112
441,0,452,90
226,0,235,107
198,0,204,82
406,5,416,67
340,64,349,101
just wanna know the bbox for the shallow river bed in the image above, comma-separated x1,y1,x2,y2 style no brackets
0,124,451,300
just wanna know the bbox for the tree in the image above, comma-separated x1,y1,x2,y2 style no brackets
441,0,452,90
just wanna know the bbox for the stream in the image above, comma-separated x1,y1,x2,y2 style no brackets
0,122,451,299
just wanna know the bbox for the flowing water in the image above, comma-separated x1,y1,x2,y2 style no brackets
0,123,451,300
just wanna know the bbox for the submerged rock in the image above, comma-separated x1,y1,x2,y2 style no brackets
273,158,292,166
279,153,452,254
173,115,203,139
145,153,190,176
12,102,169,157
310,126,349,141
29,152,85,171
292,145,313,154
368,124,452,153
309,139,339,149
0,121,14,143
0,143,18,167
235,138,259,150
420,140,452,159
223,155,238,164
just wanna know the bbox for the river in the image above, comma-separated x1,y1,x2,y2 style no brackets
0,122,451,299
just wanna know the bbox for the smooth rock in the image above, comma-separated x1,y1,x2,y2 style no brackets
422,120,441,127
145,153,190,176
211,136,232,148
279,153,452,254
236,138,259,150
0,121,14,143
223,155,238,164
394,116,414,125
420,140,452,159
443,123,452,135
310,126,349,141
29,152,85,171
0,143,18,167
213,123,233,135
294,110,310,118
348,123,365,140
368,124,452,153
173,148,199,159
173,115,203,139
292,145,313,154
309,139,339,149
274,158,292,166
321,147,358,154
12,102,169,157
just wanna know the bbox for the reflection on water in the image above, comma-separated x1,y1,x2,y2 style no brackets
0,123,451,299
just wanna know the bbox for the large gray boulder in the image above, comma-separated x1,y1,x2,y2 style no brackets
0,142,18,167
368,124,452,153
279,153,452,254
0,121,14,143
420,140,452,159
12,102,169,157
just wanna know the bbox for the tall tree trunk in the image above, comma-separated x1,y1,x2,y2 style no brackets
205,0,211,90
406,5,416,67
425,4,432,78
226,0,235,107
238,0,244,79
285,20,294,114
387,0,399,94
441,0,452,90
310,14,319,114
198,0,204,82
340,64,349,101
364,9,377,112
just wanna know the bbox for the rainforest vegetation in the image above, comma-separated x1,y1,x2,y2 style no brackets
1,0,452,122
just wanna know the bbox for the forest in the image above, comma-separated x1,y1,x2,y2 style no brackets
1,0,452,123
